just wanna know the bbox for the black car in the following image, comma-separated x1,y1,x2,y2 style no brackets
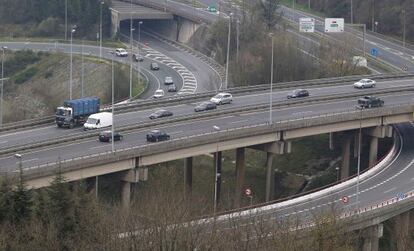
149,109,173,119
146,130,171,142
150,62,159,70
287,89,309,99
194,101,217,112
98,130,123,142
168,84,177,92
133,53,144,62
357,96,384,109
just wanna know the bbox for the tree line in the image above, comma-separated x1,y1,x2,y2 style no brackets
0,0,112,39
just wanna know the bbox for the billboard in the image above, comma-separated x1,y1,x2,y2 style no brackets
299,18,315,33
325,18,344,33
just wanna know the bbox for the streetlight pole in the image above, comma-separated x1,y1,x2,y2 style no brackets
100,1,104,58
236,19,240,64
335,166,340,181
269,33,274,125
292,0,295,10
348,24,366,58
213,125,220,214
129,25,135,99
402,9,406,50
14,153,23,181
371,0,375,32
81,40,84,97
308,0,311,9
65,0,68,40
356,107,363,212
350,0,354,24
109,51,115,152
0,46,7,126
137,21,143,93
224,13,233,90
70,26,76,100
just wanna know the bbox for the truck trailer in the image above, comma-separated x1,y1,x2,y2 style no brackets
55,97,100,128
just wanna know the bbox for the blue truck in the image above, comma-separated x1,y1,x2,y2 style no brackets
55,97,100,128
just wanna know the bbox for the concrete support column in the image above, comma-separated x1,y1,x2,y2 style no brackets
329,132,335,150
392,211,410,251
121,181,131,210
341,134,352,180
184,157,193,196
214,151,222,206
86,176,99,199
265,152,275,202
362,224,381,251
234,148,245,208
369,137,379,167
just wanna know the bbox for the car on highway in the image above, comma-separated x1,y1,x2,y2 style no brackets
354,79,376,89
150,62,159,70
133,53,144,62
98,130,123,142
153,89,165,99
357,96,384,109
168,84,177,92
210,92,233,105
115,48,128,57
164,76,173,85
146,129,171,142
149,109,173,119
194,101,217,112
287,89,309,99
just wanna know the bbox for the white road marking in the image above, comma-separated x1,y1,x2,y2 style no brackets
229,119,249,124
383,187,397,194
21,158,39,163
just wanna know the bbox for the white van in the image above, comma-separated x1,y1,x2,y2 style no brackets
83,112,113,130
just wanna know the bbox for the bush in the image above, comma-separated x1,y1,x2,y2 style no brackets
14,67,38,84
4,50,41,77
33,17,61,37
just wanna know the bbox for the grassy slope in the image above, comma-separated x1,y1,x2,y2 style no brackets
3,53,145,123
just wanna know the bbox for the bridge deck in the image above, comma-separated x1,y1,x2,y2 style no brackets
111,0,173,20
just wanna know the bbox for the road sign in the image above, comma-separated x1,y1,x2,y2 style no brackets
207,6,217,12
397,192,406,200
325,18,344,33
299,18,315,33
244,187,252,196
341,196,349,204
371,48,378,57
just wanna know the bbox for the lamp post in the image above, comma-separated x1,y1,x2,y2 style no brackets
129,26,135,100
70,26,76,100
137,21,143,91
224,13,233,90
402,10,406,50
347,23,366,58
236,19,240,64
355,107,363,212
81,40,84,97
269,33,274,125
65,0,68,40
0,46,7,126
213,125,220,214
335,166,340,181
14,153,23,183
109,51,115,152
350,0,354,24
100,1,104,58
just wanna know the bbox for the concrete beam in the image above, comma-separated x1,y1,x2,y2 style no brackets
341,134,352,180
234,148,245,208
365,125,393,138
184,157,193,196
265,153,275,202
121,168,148,183
250,141,285,154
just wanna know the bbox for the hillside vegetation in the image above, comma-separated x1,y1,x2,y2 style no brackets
2,50,144,123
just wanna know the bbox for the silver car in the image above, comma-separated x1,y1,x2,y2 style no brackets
210,92,233,105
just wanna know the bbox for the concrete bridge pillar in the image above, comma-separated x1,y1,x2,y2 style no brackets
184,157,193,196
120,162,148,210
265,152,275,202
365,126,393,167
329,132,335,150
214,151,223,205
121,181,131,210
362,224,382,251
369,137,378,167
391,211,410,251
341,133,352,180
86,176,99,199
234,147,245,208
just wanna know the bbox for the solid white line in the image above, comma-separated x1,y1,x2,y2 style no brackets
383,187,397,194
21,158,39,163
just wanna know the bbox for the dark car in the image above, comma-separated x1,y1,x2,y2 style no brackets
287,89,309,99
146,130,171,142
357,96,384,109
168,84,177,92
98,130,123,142
133,53,144,62
194,101,217,112
149,109,173,119
150,62,159,70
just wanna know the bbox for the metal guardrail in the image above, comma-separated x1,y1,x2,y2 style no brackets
12,102,413,182
1,72,413,135
2,85,414,157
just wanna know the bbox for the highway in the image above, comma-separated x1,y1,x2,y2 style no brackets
1,77,414,171
0,78,412,155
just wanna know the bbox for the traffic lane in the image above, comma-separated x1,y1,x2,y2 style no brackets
2,91,414,171
0,78,413,150
139,32,220,92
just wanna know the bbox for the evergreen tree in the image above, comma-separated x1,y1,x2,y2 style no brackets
0,177,13,223
11,169,33,223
